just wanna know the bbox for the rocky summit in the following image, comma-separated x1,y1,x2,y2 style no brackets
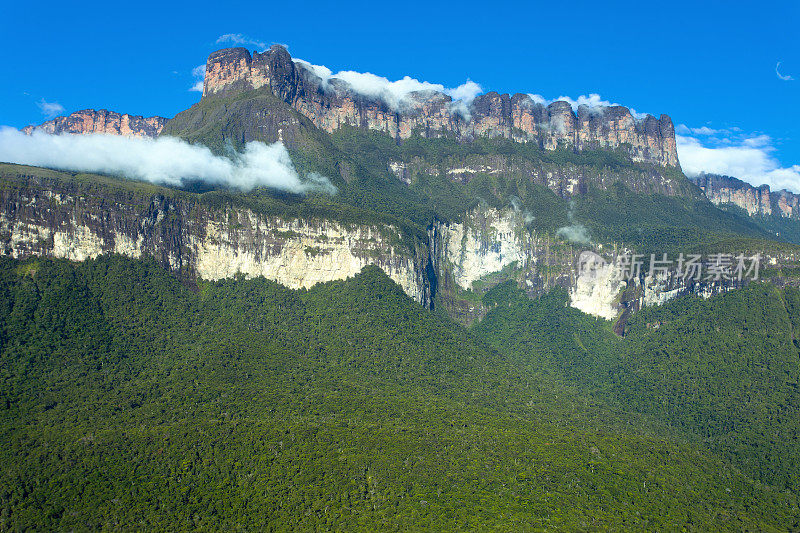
202,45,679,167
22,109,167,137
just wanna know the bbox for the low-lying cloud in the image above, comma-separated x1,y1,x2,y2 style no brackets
0,128,336,194
508,196,534,224
676,127,800,193
557,224,591,244
557,199,592,245
293,58,482,116
529,92,620,110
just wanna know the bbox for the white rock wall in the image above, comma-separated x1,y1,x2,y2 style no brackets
441,208,533,290
192,214,424,301
0,205,425,303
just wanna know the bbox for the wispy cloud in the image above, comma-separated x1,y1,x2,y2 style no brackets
776,61,794,81
189,64,205,92
556,200,591,245
677,129,800,193
36,99,64,118
0,128,336,194
216,33,267,50
293,58,482,117
676,124,721,136
528,92,646,118
291,54,651,120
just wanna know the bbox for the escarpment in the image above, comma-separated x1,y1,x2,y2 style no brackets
23,109,168,137
2,165,784,325
200,45,679,167
0,168,431,306
7,45,798,327
691,173,800,219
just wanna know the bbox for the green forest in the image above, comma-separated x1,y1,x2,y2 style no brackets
1,255,798,530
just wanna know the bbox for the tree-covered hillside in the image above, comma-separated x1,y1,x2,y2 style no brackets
1,256,797,530
474,281,800,496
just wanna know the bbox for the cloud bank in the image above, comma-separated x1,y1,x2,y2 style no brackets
0,128,336,195
292,58,482,116
676,127,800,193
37,99,64,118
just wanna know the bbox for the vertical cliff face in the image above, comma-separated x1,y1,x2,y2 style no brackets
388,151,690,198
0,168,689,322
22,109,168,137
429,207,741,322
201,46,679,167
4,166,790,323
690,173,800,219
0,171,432,306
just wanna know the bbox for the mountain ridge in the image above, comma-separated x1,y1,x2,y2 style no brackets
690,172,800,219
201,45,679,167
22,109,167,137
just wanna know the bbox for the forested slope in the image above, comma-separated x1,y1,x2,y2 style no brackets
474,281,800,495
1,256,797,530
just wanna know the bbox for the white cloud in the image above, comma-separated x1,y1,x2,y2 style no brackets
0,128,336,195
527,92,647,119
190,64,205,92
292,58,647,121
293,59,332,81
528,94,548,106
292,58,482,116
677,124,720,136
776,61,794,81
556,93,621,110
557,224,591,244
216,33,267,50
36,99,64,118
677,132,800,193
446,80,482,118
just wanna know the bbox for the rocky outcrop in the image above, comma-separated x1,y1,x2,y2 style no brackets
430,207,776,323
3,167,795,324
0,170,431,306
201,46,679,167
691,173,800,219
22,109,167,138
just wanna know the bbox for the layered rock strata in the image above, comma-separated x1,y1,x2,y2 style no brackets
0,171,430,305
23,109,167,138
691,173,800,219
201,46,679,167
3,169,794,323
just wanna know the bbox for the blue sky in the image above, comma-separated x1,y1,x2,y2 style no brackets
1,0,798,190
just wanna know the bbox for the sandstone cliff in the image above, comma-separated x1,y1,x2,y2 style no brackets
2,164,780,325
691,173,800,219
0,166,431,305
201,46,679,167
23,109,167,137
